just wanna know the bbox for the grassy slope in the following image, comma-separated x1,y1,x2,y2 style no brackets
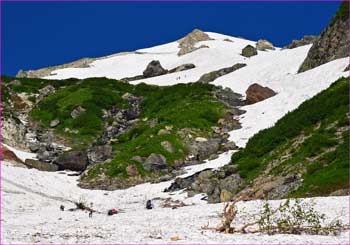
231,77,349,197
2,76,227,178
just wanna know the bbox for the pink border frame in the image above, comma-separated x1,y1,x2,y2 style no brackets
0,0,349,245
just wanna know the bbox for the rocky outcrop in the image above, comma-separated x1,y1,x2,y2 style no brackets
87,145,112,165
165,164,242,203
283,35,317,49
196,63,246,83
256,39,275,51
245,83,276,104
55,151,88,171
143,153,167,171
143,60,168,78
298,2,349,72
24,159,59,172
241,45,257,57
214,87,246,108
177,29,211,56
168,63,195,73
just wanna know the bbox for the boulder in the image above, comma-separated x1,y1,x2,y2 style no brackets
55,151,88,171
245,83,276,104
126,165,139,177
50,119,60,128
143,60,168,78
214,87,245,107
143,153,167,171
24,159,59,172
196,63,246,83
71,106,86,119
161,141,175,153
256,39,275,51
219,174,242,194
222,141,238,151
241,45,257,57
87,145,112,165
188,138,221,161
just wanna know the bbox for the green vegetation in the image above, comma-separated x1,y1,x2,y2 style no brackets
87,82,226,178
2,76,227,179
231,77,349,196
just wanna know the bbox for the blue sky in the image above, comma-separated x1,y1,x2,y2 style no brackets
2,1,340,76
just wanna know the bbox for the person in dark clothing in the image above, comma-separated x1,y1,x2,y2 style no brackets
107,208,118,216
146,200,154,209
60,205,65,211
89,210,93,218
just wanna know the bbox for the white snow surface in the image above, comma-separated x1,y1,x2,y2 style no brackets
2,143,37,162
3,32,350,243
2,162,349,244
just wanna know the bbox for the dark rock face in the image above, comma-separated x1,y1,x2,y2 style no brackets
298,3,349,72
87,145,112,165
241,45,257,57
143,153,167,171
143,60,168,78
283,35,317,49
245,83,276,104
24,159,59,172
55,151,88,171
196,63,246,83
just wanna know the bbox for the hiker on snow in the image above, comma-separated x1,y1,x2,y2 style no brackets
107,208,118,216
146,200,154,209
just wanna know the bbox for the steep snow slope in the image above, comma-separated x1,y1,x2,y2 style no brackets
2,162,349,244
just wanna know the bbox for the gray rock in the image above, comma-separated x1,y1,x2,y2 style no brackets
24,159,59,172
241,45,257,57
50,119,60,128
143,60,168,78
219,174,242,194
71,106,86,119
87,145,112,165
214,87,245,107
188,138,221,161
143,153,167,171
196,63,246,83
169,63,195,73
55,151,88,171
